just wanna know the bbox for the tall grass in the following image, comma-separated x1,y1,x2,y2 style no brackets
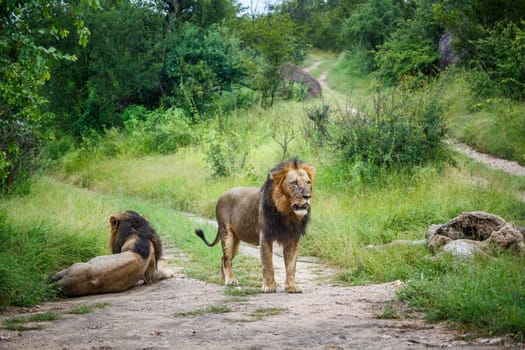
443,69,525,165
399,253,525,340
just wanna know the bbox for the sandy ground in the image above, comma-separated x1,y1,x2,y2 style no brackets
1,242,522,350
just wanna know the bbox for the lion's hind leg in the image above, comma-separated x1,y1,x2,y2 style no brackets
221,223,240,286
142,243,175,284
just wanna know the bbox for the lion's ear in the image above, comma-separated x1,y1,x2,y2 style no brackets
109,216,119,228
270,168,287,185
301,163,316,181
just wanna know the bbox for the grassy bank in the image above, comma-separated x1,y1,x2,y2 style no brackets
442,69,525,165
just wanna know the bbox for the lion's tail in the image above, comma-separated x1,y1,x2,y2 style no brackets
195,229,221,247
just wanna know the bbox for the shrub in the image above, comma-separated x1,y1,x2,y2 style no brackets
330,85,448,170
205,130,247,178
123,106,193,155
468,22,525,101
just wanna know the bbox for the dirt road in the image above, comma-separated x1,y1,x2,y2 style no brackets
0,241,519,350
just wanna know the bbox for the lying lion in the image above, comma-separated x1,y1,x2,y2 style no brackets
195,158,315,293
51,210,174,297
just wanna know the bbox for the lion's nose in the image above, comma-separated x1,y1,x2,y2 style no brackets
303,194,312,200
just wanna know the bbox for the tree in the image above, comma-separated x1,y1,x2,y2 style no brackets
340,0,400,51
238,14,307,107
163,22,249,118
375,1,442,84
0,0,98,193
277,0,361,51
160,0,237,27
44,0,165,135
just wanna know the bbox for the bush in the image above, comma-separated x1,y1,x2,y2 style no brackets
205,130,247,178
212,86,259,114
468,22,525,101
163,23,249,118
123,106,193,155
335,88,447,168
313,85,448,172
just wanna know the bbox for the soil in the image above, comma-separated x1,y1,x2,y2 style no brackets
0,241,523,350
2,66,525,350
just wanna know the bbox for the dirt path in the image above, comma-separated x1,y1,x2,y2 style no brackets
308,60,525,179
451,141,525,177
0,237,520,350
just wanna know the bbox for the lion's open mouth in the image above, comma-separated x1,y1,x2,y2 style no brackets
293,204,309,217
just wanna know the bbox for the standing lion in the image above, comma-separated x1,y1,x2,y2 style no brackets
51,210,174,297
195,158,315,293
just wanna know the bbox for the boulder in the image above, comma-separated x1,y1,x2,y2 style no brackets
438,32,458,68
280,63,322,98
426,211,525,258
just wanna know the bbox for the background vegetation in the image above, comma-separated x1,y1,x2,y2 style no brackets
1,0,524,341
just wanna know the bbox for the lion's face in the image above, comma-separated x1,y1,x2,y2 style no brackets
284,168,313,218
271,162,315,220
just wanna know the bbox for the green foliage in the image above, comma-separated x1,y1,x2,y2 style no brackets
433,0,525,62
122,106,193,154
0,212,105,308
467,22,525,101
2,312,61,331
57,106,195,173
275,0,357,50
205,130,247,178
44,0,165,135
317,85,448,171
238,14,308,107
162,0,237,28
0,0,98,193
163,23,249,118
399,254,525,340
304,103,330,147
375,2,442,84
340,0,401,69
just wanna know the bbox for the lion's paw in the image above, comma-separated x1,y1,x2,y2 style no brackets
261,283,277,293
225,278,239,286
285,284,303,293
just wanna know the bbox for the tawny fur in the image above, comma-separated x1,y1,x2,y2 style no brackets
195,158,314,293
51,210,174,297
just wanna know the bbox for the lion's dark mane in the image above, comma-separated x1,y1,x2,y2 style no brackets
112,210,163,262
260,160,310,244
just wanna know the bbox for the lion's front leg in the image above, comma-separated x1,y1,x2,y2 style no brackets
260,237,276,293
283,239,302,293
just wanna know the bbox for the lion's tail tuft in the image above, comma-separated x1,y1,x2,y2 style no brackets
195,228,219,247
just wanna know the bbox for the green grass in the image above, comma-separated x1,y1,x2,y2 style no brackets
67,302,111,315
399,253,525,340
174,305,232,317
249,307,287,319
2,312,61,331
443,69,525,165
